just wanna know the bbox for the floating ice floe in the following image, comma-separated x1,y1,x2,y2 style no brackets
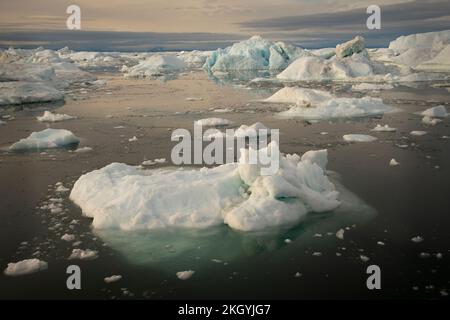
410,131,427,136
420,105,448,118
266,87,394,120
122,55,186,78
61,234,76,242
204,35,308,73
10,128,80,151
372,124,397,132
234,122,269,138
422,116,442,126
389,159,400,167
0,82,64,106
176,270,195,280
68,249,98,260
3,259,48,276
37,110,76,122
73,146,93,153
343,134,378,142
104,275,122,283
128,136,138,142
336,229,345,240
70,144,341,232
194,117,232,127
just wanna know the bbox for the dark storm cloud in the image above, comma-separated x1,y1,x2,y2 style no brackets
0,31,245,51
239,0,450,47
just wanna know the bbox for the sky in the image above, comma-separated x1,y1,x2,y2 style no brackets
0,0,449,51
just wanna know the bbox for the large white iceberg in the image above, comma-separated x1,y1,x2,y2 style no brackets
204,36,308,73
123,55,186,78
265,87,394,120
70,145,340,232
10,128,80,151
0,82,64,106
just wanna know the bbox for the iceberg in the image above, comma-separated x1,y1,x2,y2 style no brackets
335,36,365,58
266,87,394,120
0,82,64,106
203,36,308,73
123,55,186,78
10,128,80,151
420,105,448,118
70,145,341,232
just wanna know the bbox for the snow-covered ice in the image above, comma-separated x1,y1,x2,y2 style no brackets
104,275,122,283
68,249,98,260
37,110,76,122
0,82,64,106
335,36,365,59
343,134,377,142
123,55,186,78
3,259,48,276
10,128,80,151
70,144,341,232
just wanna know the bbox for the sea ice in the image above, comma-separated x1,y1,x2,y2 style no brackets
371,124,397,132
336,36,365,58
389,159,400,167
68,249,98,260
37,110,76,122
104,275,122,283
343,134,377,142
10,128,80,151
3,259,48,276
352,83,394,91
176,270,195,280
194,118,232,127
234,122,269,138
420,105,448,118
0,81,64,106
70,143,341,232
422,116,441,126
267,87,394,120
410,131,427,136
123,55,186,78
61,234,76,242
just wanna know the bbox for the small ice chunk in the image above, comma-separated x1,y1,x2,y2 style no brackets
74,147,93,153
176,270,195,280
372,124,396,132
61,234,75,242
419,252,430,258
422,116,442,126
377,241,385,246
10,128,80,151
195,118,232,127
312,252,322,256
336,229,345,240
3,259,48,276
284,239,292,244
410,131,427,136
185,97,203,101
68,249,98,260
411,236,424,243
56,184,70,193
128,136,138,142
37,111,76,122
104,275,122,283
154,158,166,164
360,255,370,262
294,272,302,278
389,159,400,166
343,134,377,142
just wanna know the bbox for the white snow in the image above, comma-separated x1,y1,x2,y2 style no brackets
204,35,308,73
410,131,427,136
176,270,195,280
68,249,98,260
70,143,341,232
420,105,448,118
371,124,397,132
195,117,232,127
3,259,48,276
123,55,186,78
37,110,76,122
343,134,377,142
0,82,64,106
267,87,394,120
104,275,122,283
10,128,80,151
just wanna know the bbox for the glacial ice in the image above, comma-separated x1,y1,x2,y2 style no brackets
204,36,308,73
266,87,394,120
10,128,80,151
70,144,340,232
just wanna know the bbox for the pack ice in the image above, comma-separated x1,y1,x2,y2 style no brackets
203,36,308,73
70,144,340,232
10,128,80,151
265,87,394,120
